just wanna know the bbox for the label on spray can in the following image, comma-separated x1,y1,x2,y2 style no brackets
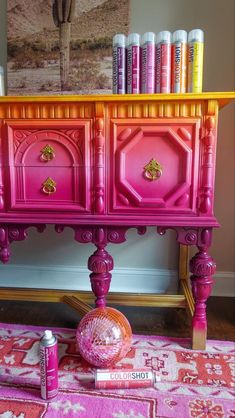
141,32,156,94
39,330,58,400
127,33,140,94
113,34,126,94
156,31,172,93
95,368,160,389
187,29,204,93
171,30,187,93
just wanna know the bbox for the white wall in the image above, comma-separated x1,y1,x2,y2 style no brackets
0,0,234,295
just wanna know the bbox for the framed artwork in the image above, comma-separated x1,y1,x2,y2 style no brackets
7,0,130,95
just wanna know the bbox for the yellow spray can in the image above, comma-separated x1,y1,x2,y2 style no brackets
187,29,204,93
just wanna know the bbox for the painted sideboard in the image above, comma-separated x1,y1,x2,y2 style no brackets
0,92,234,349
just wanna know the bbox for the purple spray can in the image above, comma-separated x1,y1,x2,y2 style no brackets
141,32,156,94
39,330,58,400
127,33,141,94
112,34,126,94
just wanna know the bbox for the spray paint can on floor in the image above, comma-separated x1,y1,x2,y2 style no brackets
39,329,58,400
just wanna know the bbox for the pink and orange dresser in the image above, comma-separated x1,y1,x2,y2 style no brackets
0,92,234,349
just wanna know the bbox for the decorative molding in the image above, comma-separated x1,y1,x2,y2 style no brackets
0,225,46,263
108,102,203,118
199,116,216,214
94,118,105,213
0,102,94,119
0,264,234,296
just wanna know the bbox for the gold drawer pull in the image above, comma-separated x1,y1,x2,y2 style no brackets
40,144,55,162
143,158,163,181
42,177,57,195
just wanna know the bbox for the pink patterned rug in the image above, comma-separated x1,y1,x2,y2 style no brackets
0,322,234,418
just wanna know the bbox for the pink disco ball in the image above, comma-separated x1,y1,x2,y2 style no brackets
76,307,132,368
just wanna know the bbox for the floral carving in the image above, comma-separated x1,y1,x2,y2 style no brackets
108,231,120,242
8,228,21,240
81,231,93,242
185,232,197,244
89,258,110,274
13,130,37,152
188,399,224,418
190,252,216,277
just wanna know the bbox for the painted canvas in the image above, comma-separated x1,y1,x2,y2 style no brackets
7,0,130,95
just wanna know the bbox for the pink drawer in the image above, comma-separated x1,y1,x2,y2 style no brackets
3,120,92,212
108,118,201,215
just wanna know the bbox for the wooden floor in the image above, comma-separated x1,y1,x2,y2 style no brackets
0,297,234,341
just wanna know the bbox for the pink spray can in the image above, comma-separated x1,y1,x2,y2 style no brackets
156,31,172,93
39,330,58,400
112,34,126,94
127,33,141,94
141,32,156,94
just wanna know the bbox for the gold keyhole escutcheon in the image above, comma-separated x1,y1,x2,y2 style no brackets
143,158,163,181
42,177,57,195
40,144,55,162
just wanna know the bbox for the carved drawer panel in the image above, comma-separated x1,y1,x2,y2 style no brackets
108,118,201,215
3,120,92,212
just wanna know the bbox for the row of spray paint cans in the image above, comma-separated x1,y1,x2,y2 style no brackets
113,29,204,94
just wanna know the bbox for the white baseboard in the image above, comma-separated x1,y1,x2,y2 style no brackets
0,264,234,297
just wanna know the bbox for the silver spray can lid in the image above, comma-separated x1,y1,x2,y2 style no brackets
188,29,204,43
113,34,126,47
141,32,156,45
172,30,187,43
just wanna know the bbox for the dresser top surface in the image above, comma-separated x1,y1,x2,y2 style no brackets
0,92,234,109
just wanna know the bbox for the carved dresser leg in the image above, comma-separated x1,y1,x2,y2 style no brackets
190,249,216,350
56,225,145,308
88,247,113,308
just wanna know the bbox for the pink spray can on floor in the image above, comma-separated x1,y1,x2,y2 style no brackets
39,330,58,400
141,32,156,93
156,31,172,93
127,33,141,94
112,34,126,94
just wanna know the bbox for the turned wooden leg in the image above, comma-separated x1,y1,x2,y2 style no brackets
190,249,216,350
88,246,113,308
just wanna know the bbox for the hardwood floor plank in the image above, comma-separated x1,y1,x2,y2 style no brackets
0,297,234,341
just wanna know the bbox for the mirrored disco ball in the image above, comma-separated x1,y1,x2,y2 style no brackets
76,307,132,368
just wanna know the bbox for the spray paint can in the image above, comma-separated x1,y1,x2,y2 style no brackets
171,30,187,93
95,368,160,389
187,29,204,93
113,34,126,94
0,66,5,96
156,31,172,93
127,33,141,94
39,330,58,400
141,32,156,94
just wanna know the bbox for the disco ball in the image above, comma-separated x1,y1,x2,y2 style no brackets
76,307,132,368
